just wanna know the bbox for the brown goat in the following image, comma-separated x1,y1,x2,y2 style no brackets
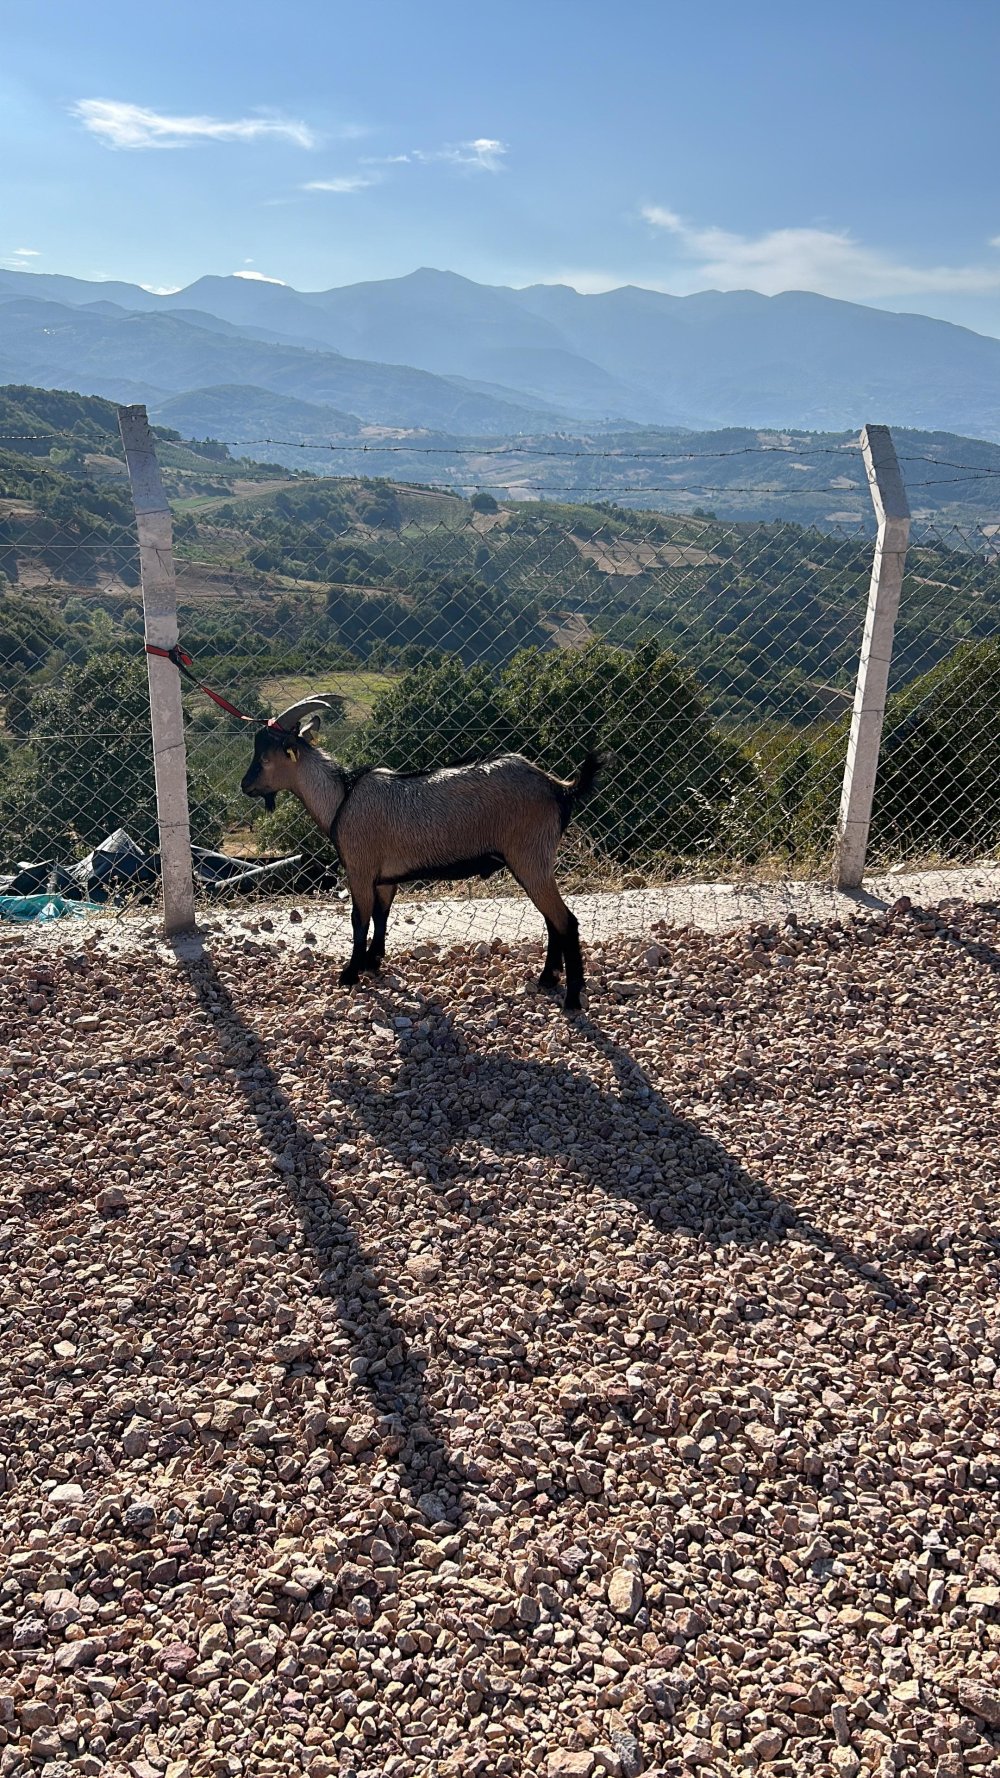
240,698,601,1010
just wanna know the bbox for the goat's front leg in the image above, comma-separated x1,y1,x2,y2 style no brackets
538,917,564,990
362,883,396,973
340,885,374,986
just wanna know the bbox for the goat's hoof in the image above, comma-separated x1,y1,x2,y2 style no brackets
338,968,360,988
537,971,562,992
360,952,383,974
563,991,583,1014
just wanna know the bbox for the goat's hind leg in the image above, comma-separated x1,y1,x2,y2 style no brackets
362,883,396,973
520,871,585,1012
340,884,374,987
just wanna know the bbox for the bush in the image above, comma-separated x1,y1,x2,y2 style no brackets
0,654,227,861
782,635,1000,863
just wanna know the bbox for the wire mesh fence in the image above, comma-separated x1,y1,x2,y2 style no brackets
867,519,1000,866
2,419,1000,922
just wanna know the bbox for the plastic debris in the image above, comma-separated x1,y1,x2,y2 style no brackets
0,828,302,915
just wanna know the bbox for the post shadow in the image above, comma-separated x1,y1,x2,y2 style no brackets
926,898,1000,975
173,940,469,1524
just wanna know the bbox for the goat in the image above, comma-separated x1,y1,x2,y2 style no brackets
240,696,601,1010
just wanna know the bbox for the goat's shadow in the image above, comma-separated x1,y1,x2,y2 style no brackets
336,998,910,1311
177,949,910,1532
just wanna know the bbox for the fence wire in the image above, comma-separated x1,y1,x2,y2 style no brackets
2,431,1000,919
869,520,1000,867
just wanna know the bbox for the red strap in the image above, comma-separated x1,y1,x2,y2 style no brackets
145,643,256,723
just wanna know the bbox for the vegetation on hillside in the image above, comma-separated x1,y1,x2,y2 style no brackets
2,386,999,875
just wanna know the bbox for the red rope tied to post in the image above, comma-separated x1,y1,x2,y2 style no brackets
144,642,269,725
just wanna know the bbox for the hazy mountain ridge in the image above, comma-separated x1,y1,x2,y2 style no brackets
4,264,1000,437
0,290,566,435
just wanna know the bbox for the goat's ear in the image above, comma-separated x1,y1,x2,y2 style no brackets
284,744,300,762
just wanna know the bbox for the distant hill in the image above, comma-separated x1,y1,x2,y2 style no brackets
169,416,1000,531
151,385,363,444
0,383,228,469
2,408,998,749
6,263,1000,438
0,292,564,435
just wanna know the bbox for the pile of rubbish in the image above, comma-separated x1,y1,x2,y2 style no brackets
0,829,303,923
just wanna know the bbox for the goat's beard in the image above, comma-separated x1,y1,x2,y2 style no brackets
263,793,277,813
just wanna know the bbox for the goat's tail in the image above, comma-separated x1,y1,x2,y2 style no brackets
572,749,603,804
557,749,603,831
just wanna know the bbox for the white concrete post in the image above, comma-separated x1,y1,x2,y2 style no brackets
118,405,196,935
834,424,911,889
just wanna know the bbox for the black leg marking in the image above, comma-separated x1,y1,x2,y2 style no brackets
538,918,564,989
362,887,394,973
562,913,585,1012
339,899,371,987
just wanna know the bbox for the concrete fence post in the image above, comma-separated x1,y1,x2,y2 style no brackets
834,423,911,889
118,405,196,935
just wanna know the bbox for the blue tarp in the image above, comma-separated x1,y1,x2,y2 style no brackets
0,894,102,924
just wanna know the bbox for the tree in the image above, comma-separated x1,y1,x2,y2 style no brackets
782,636,1000,865
501,642,759,863
871,637,1000,858
0,654,226,861
363,657,517,771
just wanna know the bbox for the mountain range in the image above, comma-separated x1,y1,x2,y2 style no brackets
4,265,1000,442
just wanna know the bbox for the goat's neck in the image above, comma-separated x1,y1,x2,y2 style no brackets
294,747,347,837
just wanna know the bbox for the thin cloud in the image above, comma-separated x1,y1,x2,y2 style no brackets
299,136,506,200
642,205,1000,299
232,269,287,283
13,247,40,258
302,174,379,194
72,99,318,151
415,137,507,172
140,283,182,294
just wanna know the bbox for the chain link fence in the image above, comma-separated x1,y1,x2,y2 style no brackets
867,519,1000,866
2,422,1000,918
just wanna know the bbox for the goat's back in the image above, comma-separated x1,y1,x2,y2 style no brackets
335,753,568,881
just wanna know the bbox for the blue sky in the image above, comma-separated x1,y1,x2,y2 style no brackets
4,0,1000,332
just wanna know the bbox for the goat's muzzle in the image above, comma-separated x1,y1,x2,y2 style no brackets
240,770,277,813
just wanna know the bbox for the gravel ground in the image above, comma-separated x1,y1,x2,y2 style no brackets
20,865,1000,960
2,895,1000,1778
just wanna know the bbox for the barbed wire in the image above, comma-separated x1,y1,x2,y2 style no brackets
0,434,860,458
6,427,1000,499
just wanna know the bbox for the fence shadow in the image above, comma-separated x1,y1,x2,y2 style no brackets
173,940,468,1526
931,899,1000,975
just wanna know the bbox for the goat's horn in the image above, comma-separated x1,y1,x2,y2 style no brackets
269,695,339,734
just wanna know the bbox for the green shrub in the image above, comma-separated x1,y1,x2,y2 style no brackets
0,654,227,860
